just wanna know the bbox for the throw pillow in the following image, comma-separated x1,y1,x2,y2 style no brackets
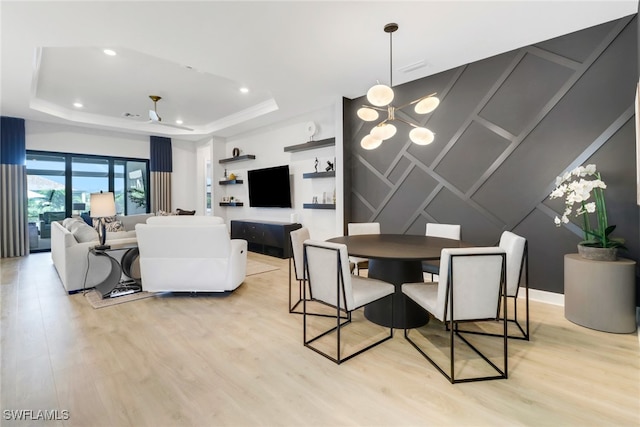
104,220,125,232
176,208,196,215
92,215,118,232
69,221,98,243
80,212,93,226
63,217,83,229
155,210,174,216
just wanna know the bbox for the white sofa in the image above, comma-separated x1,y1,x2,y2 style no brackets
51,214,153,293
135,216,248,292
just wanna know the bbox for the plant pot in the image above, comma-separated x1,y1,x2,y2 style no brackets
577,244,618,261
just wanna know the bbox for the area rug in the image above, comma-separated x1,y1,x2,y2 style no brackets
246,259,279,276
83,259,278,308
84,289,156,309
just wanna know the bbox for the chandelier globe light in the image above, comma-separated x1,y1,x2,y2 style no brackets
367,84,394,107
361,134,383,150
359,23,440,150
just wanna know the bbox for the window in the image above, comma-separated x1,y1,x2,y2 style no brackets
26,151,149,252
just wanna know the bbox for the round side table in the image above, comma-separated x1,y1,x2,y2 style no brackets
564,254,637,333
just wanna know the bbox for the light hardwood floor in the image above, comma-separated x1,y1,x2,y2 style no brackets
1,252,639,427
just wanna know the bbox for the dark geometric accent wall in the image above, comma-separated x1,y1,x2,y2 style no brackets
344,15,638,297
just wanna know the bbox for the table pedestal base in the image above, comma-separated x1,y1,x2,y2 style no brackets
365,259,429,329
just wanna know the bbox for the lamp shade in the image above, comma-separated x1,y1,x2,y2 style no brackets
367,84,394,107
361,134,383,150
357,107,379,122
90,192,116,218
415,96,440,114
409,127,435,145
370,123,397,140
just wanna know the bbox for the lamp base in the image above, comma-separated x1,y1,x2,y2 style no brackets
93,244,111,251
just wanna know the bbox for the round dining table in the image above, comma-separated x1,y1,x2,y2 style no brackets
326,234,465,329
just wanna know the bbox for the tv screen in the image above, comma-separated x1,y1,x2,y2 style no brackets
247,165,292,208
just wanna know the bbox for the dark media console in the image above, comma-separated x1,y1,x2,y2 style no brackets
230,220,302,259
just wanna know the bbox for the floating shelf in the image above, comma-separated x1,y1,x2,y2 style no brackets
303,171,335,179
219,154,256,164
219,202,244,207
303,203,335,210
284,137,335,153
219,179,244,185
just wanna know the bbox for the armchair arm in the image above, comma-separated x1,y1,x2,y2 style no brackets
227,239,248,290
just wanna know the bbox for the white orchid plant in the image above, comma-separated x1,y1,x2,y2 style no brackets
550,164,625,249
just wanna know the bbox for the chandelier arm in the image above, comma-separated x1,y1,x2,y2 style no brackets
361,105,388,112
394,117,421,128
396,92,439,110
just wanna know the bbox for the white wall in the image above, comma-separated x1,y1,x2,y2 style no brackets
24,120,198,211
170,139,197,211
26,121,149,158
216,104,341,240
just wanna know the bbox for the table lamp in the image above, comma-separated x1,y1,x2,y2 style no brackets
90,191,116,250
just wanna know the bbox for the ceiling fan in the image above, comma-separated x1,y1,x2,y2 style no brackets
147,95,193,131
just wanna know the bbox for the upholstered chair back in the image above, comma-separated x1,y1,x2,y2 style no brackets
434,247,505,322
347,222,380,236
425,223,461,240
290,227,310,281
304,240,355,310
499,231,527,297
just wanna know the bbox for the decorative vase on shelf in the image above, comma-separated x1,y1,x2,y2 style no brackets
577,244,618,261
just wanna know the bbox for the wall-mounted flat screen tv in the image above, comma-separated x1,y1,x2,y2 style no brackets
247,165,292,208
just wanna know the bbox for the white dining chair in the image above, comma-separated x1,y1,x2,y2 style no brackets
499,231,529,340
303,239,394,364
289,227,310,314
402,247,508,383
347,222,380,276
423,223,461,280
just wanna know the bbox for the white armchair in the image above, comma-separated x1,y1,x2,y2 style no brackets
135,216,247,292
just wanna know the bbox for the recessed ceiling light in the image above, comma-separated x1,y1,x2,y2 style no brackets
103,49,117,56
73,102,83,108
176,119,184,125
240,87,249,94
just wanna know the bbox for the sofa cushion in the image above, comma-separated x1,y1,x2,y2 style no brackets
63,217,84,230
116,213,154,231
106,230,137,241
68,220,99,243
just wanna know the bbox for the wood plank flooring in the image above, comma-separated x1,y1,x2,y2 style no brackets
1,252,639,427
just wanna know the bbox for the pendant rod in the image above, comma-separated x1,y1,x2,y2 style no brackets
384,23,398,88
389,29,393,87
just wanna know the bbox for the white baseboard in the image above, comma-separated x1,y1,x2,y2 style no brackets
520,287,639,342
518,287,564,306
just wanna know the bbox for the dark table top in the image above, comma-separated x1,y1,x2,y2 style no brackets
326,234,465,261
